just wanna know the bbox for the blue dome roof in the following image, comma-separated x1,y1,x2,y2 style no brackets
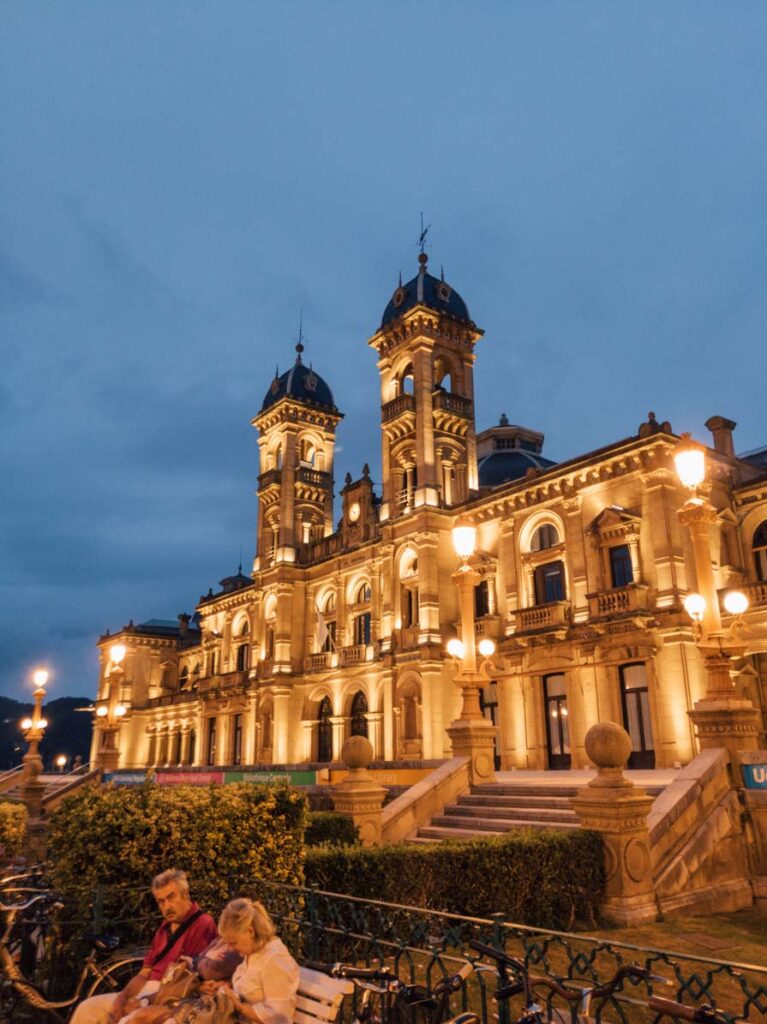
381,255,471,327
261,357,337,413
478,450,557,488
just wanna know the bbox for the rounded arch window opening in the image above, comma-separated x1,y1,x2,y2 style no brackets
350,690,368,738
317,696,333,763
753,520,767,581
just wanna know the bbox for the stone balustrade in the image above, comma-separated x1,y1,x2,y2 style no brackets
587,584,649,618
512,601,570,632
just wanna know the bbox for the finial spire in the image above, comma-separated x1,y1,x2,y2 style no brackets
295,309,305,363
417,212,430,265
398,269,402,287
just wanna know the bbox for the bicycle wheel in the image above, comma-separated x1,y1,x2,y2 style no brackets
85,956,144,997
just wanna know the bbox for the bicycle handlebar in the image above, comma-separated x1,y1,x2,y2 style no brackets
649,996,729,1023
0,893,59,915
303,961,394,982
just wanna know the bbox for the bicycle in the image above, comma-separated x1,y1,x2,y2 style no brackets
303,958,479,1024
648,996,729,1023
469,938,667,1024
0,893,144,1022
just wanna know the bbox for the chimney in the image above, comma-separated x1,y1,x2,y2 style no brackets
705,416,737,459
178,613,191,639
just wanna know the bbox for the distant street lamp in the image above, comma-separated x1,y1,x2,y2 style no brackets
674,434,759,755
94,643,128,771
444,522,498,784
55,754,67,773
20,669,49,818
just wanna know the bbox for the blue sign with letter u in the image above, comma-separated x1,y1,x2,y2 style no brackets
742,764,767,789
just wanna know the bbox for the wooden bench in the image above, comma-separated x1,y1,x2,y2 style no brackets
297,966,355,1024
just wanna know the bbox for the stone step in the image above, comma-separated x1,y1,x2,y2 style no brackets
417,825,507,840
472,784,580,798
429,814,580,833
458,794,574,810
446,805,577,823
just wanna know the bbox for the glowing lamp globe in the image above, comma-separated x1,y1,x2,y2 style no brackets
683,592,706,622
96,705,108,718
110,643,127,665
37,718,48,730
446,638,465,659
674,435,706,490
452,524,477,560
478,638,496,658
115,704,127,717
723,590,749,616
21,717,33,731
33,669,48,688
56,755,67,768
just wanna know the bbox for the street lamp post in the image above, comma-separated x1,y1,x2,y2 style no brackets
94,643,128,772
20,669,49,819
674,434,760,758
444,523,498,784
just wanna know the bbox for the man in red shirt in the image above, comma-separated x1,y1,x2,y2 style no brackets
70,868,218,1024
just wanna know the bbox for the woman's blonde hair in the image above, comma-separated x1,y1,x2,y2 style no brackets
218,898,276,950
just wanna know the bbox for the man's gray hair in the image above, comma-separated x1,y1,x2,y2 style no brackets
152,868,190,895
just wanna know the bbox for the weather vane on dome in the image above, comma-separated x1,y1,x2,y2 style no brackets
417,212,431,259
295,309,306,362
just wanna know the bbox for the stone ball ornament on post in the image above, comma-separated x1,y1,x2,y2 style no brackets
571,722,657,926
331,735,387,847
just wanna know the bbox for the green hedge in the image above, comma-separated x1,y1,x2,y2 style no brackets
0,801,27,858
305,829,603,930
306,811,360,847
47,782,307,940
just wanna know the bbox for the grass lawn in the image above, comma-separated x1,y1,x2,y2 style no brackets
585,908,767,967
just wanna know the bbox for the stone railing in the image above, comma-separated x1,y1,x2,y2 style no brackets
340,644,369,665
432,390,473,418
513,601,570,632
588,584,649,618
146,691,199,708
381,757,470,845
398,626,420,650
305,651,333,672
735,580,767,609
258,468,281,488
299,533,342,564
382,394,415,422
296,467,331,488
474,615,502,639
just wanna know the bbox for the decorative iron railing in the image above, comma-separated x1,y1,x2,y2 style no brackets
25,880,767,1024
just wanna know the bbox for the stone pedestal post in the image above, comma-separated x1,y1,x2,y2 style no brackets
571,722,656,926
332,736,386,847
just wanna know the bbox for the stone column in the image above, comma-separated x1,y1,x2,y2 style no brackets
571,722,656,926
332,736,386,847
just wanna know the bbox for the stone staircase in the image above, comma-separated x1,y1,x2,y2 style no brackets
408,777,668,843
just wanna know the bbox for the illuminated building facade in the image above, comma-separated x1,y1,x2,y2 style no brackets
92,254,767,773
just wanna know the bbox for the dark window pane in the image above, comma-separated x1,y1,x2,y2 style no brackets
609,544,634,587
535,561,565,604
474,580,490,618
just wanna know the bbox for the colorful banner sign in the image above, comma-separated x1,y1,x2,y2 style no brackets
742,764,767,789
225,770,317,786
103,772,146,786
156,771,224,786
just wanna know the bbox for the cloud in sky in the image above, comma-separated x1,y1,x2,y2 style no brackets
1,2,766,697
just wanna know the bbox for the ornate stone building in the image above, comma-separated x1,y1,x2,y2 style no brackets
92,254,767,775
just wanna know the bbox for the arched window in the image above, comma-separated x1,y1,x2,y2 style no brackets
350,691,368,737
399,362,415,395
754,521,767,581
317,697,333,763
356,582,372,604
179,666,189,689
300,439,316,467
532,524,559,551
236,643,249,671
319,591,337,652
433,355,454,393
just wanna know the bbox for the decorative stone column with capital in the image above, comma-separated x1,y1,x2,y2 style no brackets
571,722,657,926
331,735,387,847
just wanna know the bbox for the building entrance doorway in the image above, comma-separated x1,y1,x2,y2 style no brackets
620,663,655,768
317,696,333,763
543,673,571,770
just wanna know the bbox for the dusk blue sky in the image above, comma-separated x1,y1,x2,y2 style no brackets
2,3,766,700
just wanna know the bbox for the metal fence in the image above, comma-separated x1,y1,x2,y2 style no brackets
244,880,767,1024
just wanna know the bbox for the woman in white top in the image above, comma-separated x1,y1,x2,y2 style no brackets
201,897,299,1024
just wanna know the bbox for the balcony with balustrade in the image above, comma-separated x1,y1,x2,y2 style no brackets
305,651,334,673
474,615,502,640
339,644,372,666
382,393,415,423
511,601,571,633
432,390,473,419
587,584,650,619
258,468,282,489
